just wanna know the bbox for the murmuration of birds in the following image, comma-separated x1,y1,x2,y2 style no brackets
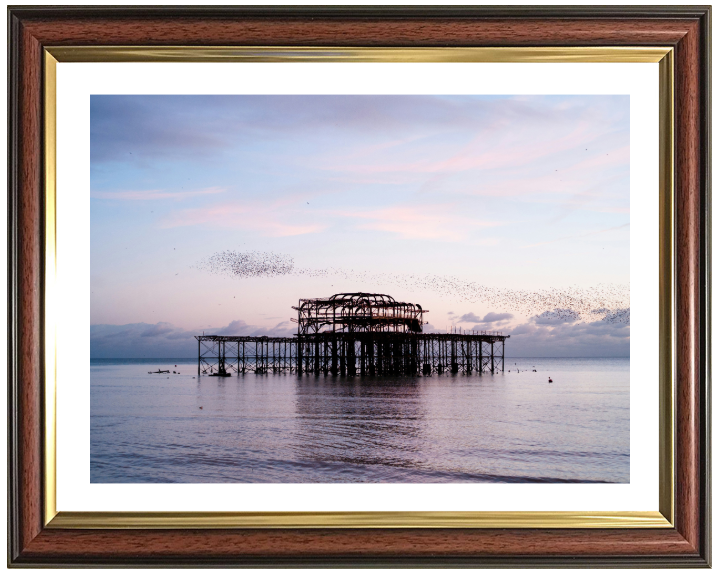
200,250,295,279
196,250,630,324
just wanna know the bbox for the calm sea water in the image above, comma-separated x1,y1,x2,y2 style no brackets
91,357,629,483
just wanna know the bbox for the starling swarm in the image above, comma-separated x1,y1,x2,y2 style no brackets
196,250,630,324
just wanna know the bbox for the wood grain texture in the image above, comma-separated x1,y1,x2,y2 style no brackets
19,17,700,47
16,15,44,554
674,18,703,556
19,528,698,563
7,7,710,567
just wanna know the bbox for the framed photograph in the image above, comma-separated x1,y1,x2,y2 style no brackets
8,6,710,567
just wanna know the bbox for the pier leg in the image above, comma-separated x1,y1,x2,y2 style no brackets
339,338,345,375
219,341,225,375
451,338,458,373
297,338,303,374
360,338,366,377
197,338,201,375
348,337,356,375
411,337,418,375
467,340,471,373
491,341,495,374
314,339,320,374
331,337,338,375
326,338,330,374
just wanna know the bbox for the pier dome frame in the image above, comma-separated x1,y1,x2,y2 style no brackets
292,292,428,335
196,292,507,377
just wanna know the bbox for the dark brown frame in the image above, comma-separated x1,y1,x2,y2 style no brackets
8,6,710,567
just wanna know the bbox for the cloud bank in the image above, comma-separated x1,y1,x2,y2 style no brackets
91,319,295,358
92,306,628,359
505,319,630,357
451,308,629,357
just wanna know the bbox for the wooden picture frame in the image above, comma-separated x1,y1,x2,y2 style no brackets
8,6,710,567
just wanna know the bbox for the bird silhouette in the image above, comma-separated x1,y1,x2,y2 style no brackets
195,250,629,324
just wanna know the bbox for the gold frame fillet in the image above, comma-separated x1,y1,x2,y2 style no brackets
43,46,675,530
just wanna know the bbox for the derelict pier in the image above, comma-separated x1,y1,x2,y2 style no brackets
195,293,508,377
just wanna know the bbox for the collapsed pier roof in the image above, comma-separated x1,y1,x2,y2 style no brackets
292,292,428,335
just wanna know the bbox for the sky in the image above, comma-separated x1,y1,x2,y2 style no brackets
90,95,630,357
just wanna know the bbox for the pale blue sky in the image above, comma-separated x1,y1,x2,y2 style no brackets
91,95,630,356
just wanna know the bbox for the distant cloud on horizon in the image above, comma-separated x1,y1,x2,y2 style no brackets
505,318,629,357
91,320,295,358
441,307,629,356
457,311,514,324
91,311,629,359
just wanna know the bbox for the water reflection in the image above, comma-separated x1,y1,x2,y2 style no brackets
91,358,630,483
292,375,427,474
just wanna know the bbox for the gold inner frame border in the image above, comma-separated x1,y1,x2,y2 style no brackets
43,46,674,530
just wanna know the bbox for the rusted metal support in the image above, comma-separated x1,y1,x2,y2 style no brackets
195,331,508,377
360,338,366,377
348,336,356,375
293,292,427,335
331,338,338,375
314,339,320,374
451,337,458,373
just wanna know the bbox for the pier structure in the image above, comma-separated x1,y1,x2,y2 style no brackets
196,293,508,377
292,292,426,334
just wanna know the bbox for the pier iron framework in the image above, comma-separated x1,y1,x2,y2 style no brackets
196,293,508,376
292,292,426,334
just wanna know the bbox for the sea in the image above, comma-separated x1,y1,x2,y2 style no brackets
90,357,629,484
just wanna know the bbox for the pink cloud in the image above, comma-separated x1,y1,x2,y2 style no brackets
332,204,502,242
321,122,597,176
474,173,620,201
160,201,325,236
320,173,427,186
341,134,429,160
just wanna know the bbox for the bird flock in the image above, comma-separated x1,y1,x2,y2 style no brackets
199,250,294,279
196,250,630,324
